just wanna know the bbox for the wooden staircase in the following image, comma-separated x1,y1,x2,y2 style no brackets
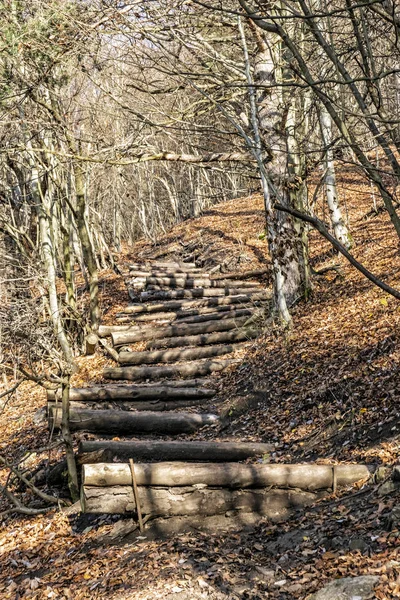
48,261,371,532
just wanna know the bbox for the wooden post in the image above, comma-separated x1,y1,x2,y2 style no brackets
129,458,144,532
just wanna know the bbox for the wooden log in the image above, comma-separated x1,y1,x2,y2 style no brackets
85,334,98,356
98,338,119,362
111,315,250,346
49,407,219,434
49,397,216,413
129,262,196,270
140,288,263,301
77,449,113,465
129,271,209,278
99,324,141,337
208,280,260,288
118,343,240,366
174,307,256,324
145,277,211,288
123,303,256,322
119,293,269,314
47,384,215,402
147,328,257,349
145,281,261,291
115,315,171,324
103,358,240,381
81,485,319,516
78,440,274,462
211,268,269,280
82,462,371,491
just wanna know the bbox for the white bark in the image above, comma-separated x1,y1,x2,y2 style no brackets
239,18,292,324
319,106,352,249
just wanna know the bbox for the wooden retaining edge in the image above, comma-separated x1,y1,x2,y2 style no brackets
81,485,323,515
103,358,241,381
147,328,257,350
119,304,256,321
82,462,372,491
48,396,217,413
78,440,275,462
111,315,250,345
118,343,242,365
48,407,219,434
47,383,215,402
139,288,264,301
119,293,270,314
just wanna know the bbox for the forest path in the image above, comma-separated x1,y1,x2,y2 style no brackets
49,260,371,537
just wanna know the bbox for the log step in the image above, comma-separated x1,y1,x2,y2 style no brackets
119,293,269,314
129,271,210,278
111,315,251,345
49,397,214,412
103,358,240,381
143,279,260,290
47,383,215,402
81,485,320,516
49,408,219,434
158,306,257,324
140,277,212,288
147,328,257,350
129,262,197,271
119,303,256,322
82,462,371,491
78,440,274,462
140,288,264,301
210,268,269,280
118,343,242,365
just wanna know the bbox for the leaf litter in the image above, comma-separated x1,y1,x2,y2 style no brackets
2,174,400,598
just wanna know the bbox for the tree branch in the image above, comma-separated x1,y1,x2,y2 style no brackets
275,204,400,300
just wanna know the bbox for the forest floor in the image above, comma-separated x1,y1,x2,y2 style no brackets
2,165,400,599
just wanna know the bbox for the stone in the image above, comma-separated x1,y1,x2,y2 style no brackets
378,480,400,496
252,566,275,582
309,576,379,600
348,537,368,553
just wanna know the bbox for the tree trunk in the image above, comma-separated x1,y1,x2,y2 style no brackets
74,162,99,331
49,407,218,434
319,105,353,249
34,174,73,363
60,378,79,502
103,358,240,381
244,23,308,322
82,462,371,490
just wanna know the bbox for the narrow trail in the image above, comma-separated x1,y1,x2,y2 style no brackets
48,260,371,537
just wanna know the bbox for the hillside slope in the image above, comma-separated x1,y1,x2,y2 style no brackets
2,172,400,600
